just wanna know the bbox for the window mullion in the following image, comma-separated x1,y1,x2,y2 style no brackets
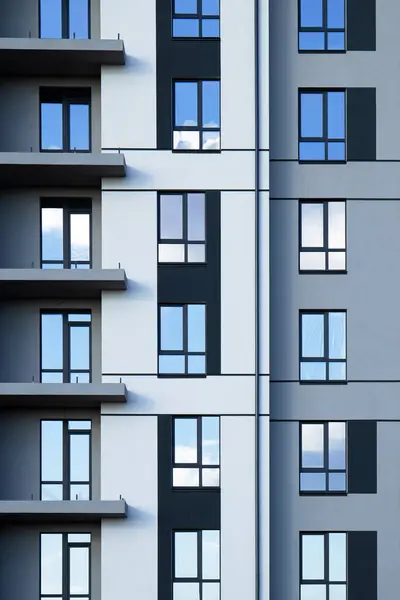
198,531,202,598
63,534,69,600
324,422,329,491
198,82,203,144
198,417,202,486
63,100,69,152
184,305,188,374
324,532,329,589
62,0,69,39
63,421,70,500
323,201,329,270
183,193,188,262
62,314,69,383
64,209,71,268
324,312,329,377
323,92,328,160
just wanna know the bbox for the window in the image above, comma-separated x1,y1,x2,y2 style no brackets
40,88,91,152
299,201,346,272
173,530,220,600
300,532,347,600
299,90,345,161
173,417,220,487
300,311,346,381
41,420,91,500
159,304,206,375
41,312,92,383
158,193,206,263
173,80,220,151
300,422,346,493
173,0,220,38
41,201,91,269
40,533,91,600
299,0,345,51
40,0,90,39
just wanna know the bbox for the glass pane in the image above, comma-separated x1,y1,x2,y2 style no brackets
159,244,185,263
175,418,197,463
328,422,345,469
300,0,323,26
328,472,346,491
175,82,198,126
41,534,63,594
327,0,345,28
203,582,220,600
42,208,63,263
175,532,198,578
327,32,345,50
70,213,90,263
202,81,220,127
70,325,90,370
41,372,63,383
202,0,219,15
69,547,89,595
70,434,90,481
302,534,325,579
188,305,206,352
301,203,324,248
173,18,200,37
188,194,205,241
299,32,325,51
70,372,90,383
41,420,63,481
68,313,91,322
70,484,90,500
301,585,326,600
299,142,325,161
202,468,220,487
327,142,345,161
328,202,346,249
159,355,186,374
329,313,346,359
329,585,346,600
160,306,183,351
70,104,90,151
302,314,324,358
175,0,197,14
42,314,63,370
188,355,206,374
301,94,323,137
42,263,64,269
328,252,346,270
328,92,345,139
300,362,327,381
329,533,346,581
329,362,346,381
41,483,63,500
40,0,62,38
68,533,91,542
174,130,200,150
202,131,220,150
188,245,206,262
173,583,200,600
202,19,220,37
68,420,91,430
202,531,220,579
300,252,326,271
173,468,199,487
202,417,219,465
301,423,324,468
69,0,89,39
41,103,63,150
300,472,326,492
160,195,183,239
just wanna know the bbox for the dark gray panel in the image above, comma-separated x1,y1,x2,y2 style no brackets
348,532,377,600
347,0,376,51
348,421,377,494
347,88,376,162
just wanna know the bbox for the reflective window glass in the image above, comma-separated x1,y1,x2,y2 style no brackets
69,547,89,595
40,90,91,152
40,0,62,38
70,104,90,151
188,305,206,352
202,82,220,128
41,103,63,150
301,424,324,468
175,532,198,578
69,0,90,39
159,193,205,263
202,418,219,465
70,213,90,265
42,208,63,265
300,311,346,382
328,423,346,469
173,19,200,36
70,326,90,370
300,201,346,272
160,195,183,239
175,82,198,127
299,0,345,51
175,419,198,463
70,434,90,482
174,81,221,151
41,421,63,482
302,535,325,580
300,422,346,493
202,531,220,579
173,530,220,600
302,314,324,358
329,312,346,359
299,91,346,161
175,0,197,13
327,92,345,139
301,203,324,248
41,314,63,371
301,94,323,137
160,307,184,351
187,194,206,241
41,534,63,595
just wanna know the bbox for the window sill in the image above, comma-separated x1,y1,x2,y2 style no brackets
300,491,347,496
298,159,347,164
299,380,348,385
298,49,346,54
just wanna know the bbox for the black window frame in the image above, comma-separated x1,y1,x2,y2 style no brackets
300,532,347,598
299,310,347,383
172,416,220,488
298,0,346,53
39,0,91,40
299,421,347,495
298,89,346,163
40,88,92,153
40,532,92,600
40,419,92,501
40,199,92,269
299,200,347,273
172,0,220,39
158,192,207,264
158,303,207,377
40,310,92,383
172,79,221,153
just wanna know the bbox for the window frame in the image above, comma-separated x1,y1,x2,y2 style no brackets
299,421,347,495
39,0,91,40
300,532,347,598
40,88,92,153
299,310,347,383
172,79,221,153
298,89,346,163
298,0,346,53
298,200,347,273
40,310,92,383
158,192,207,264
172,416,220,488
172,0,220,39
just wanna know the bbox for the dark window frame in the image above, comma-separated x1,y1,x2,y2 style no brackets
300,532,347,598
40,532,92,600
172,0,220,39
172,416,220,488
299,310,347,383
299,421,347,495
39,0,91,40
40,310,92,383
299,200,347,273
298,0,346,53
40,199,92,269
40,88,92,153
298,89,346,163
158,192,207,264
158,303,207,377
172,79,221,153
40,419,92,501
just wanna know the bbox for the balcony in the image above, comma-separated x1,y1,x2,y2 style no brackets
0,383,127,408
0,38,125,77
0,499,128,522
